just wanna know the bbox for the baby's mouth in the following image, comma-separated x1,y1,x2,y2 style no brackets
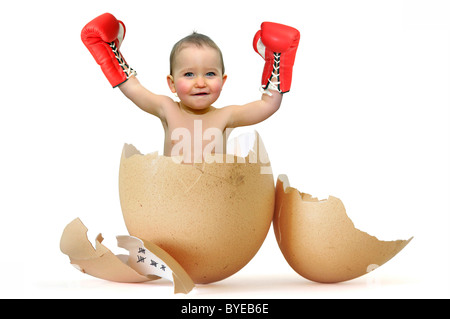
193,92,209,96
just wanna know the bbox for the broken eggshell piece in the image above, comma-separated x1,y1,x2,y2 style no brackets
273,174,413,283
60,218,195,294
119,131,275,284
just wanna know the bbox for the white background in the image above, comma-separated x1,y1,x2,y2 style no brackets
1,0,449,299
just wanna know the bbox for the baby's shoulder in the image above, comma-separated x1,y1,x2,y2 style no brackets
159,95,179,107
159,96,182,115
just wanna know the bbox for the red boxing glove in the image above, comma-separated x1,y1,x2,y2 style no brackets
253,22,300,94
81,13,136,88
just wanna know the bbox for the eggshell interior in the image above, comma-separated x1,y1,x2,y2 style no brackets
274,174,413,283
119,132,275,284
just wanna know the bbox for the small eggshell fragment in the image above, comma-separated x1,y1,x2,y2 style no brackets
273,174,413,283
60,218,195,294
60,218,157,283
119,132,275,284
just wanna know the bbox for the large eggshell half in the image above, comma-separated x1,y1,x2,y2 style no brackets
274,174,413,283
119,132,275,284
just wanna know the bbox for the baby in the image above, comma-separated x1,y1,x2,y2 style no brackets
81,13,300,163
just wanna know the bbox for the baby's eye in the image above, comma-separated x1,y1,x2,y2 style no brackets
184,72,194,77
206,72,216,77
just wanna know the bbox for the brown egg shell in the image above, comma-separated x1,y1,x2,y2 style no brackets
119,132,275,284
273,174,413,283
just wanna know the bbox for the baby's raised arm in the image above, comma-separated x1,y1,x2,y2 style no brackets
81,13,168,120
225,22,300,128
119,76,170,119
225,91,282,128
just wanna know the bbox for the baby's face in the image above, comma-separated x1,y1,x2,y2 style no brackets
167,45,227,112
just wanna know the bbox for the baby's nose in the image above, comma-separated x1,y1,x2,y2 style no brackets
195,77,206,87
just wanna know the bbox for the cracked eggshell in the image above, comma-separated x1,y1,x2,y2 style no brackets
119,132,275,284
60,218,195,294
274,174,413,283
60,218,159,283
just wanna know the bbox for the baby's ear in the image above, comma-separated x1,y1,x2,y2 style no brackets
222,74,228,86
167,75,176,93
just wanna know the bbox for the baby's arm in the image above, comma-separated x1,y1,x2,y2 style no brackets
225,90,282,128
119,76,170,119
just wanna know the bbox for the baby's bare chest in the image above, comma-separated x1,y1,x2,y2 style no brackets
169,118,227,145
167,109,228,139
165,113,230,159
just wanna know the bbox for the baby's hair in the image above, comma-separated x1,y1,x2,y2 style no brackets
169,31,225,76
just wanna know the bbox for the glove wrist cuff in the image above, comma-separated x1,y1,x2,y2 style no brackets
260,53,281,96
109,42,137,88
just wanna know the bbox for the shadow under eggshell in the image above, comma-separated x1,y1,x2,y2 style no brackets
273,174,413,283
119,132,275,284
